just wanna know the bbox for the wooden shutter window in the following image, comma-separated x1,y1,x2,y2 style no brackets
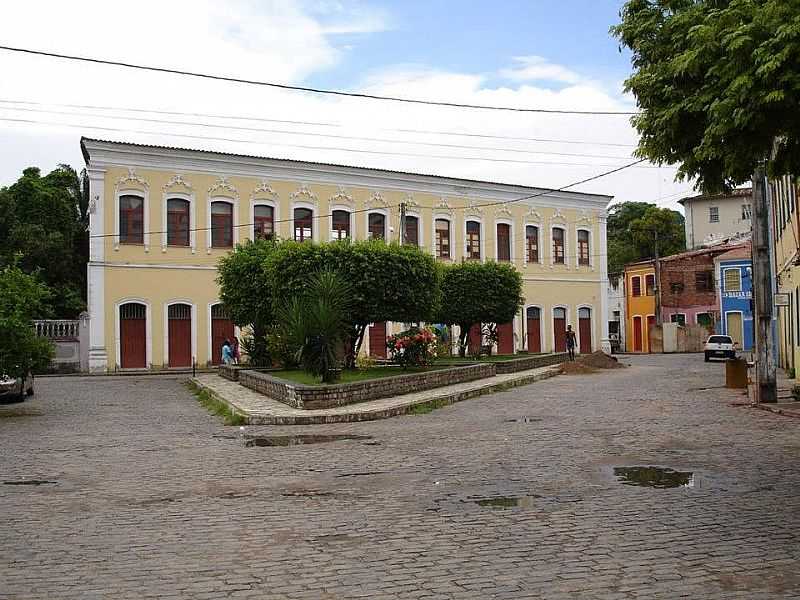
254,205,274,240
119,195,144,244
497,223,511,261
210,201,233,248
167,198,190,246
526,226,539,263
435,219,450,259
466,221,481,260
552,228,565,264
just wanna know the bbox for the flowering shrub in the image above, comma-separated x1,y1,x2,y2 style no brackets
386,327,437,369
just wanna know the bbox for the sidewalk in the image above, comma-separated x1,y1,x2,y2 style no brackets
192,364,562,425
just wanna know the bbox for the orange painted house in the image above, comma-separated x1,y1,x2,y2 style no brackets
624,261,657,353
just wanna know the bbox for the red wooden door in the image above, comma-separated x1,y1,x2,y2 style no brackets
526,307,541,353
633,316,643,352
120,303,146,369
579,315,591,354
468,323,482,355
496,322,514,355
369,322,387,358
646,315,656,353
168,304,192,367
211,305,234,365
553,309,567,352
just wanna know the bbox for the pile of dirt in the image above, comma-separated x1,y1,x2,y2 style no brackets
579,351,626,369
560,361,598,375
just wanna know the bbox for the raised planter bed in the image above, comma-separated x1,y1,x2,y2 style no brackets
218,365,277,382
493,352,569,374
238,363,495,410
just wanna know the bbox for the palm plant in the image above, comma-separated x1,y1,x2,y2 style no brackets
277,270,352,383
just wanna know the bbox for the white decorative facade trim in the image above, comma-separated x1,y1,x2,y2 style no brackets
365,190,389,209
525,206,543,222
207,175,239,200
465,199,484,218
290,184,319,206
329,186,355,209
162,173,192,192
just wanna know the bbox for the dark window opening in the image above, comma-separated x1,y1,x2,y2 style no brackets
119,194,144,244
294,208,313,242
167,198,190,247
210,201,233,248
254,205,274,240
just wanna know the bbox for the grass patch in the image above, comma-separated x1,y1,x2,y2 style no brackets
269,366,447,386
186,381,246,426
408,397,451,415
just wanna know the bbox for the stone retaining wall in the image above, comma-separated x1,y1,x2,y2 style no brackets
238,363,495,410
494,352,569,374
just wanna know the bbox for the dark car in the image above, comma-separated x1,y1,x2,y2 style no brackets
0,373,34,401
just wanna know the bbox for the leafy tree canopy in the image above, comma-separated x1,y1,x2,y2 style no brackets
612,0,800,191
0,165,89,317
216,238,277,366
436,261,523,356
607,202,685,273
0,264,54,379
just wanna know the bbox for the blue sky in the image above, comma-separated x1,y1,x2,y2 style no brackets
310,1,631,91
0,0,692,206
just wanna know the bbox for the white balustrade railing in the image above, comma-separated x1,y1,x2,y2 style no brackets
33,319,80,340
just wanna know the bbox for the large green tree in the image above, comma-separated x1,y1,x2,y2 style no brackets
216,238,277,366
0,265,54,380
0,165,89,317
436,261,524,357
607,202,685,273
266,239,440,366
612,0,800,190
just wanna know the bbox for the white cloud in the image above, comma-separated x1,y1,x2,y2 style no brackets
0,2,690,210
499,56,584,85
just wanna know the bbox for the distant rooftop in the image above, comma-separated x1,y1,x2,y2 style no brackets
678,188,752,205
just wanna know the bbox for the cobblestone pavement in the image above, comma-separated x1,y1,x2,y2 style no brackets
2,354,799,599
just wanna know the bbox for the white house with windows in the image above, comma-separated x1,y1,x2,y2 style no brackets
679,188,753,249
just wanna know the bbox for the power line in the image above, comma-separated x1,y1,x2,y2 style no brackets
0,104,640,161
0,115,670,169
0,98,639,148
0,45,639,116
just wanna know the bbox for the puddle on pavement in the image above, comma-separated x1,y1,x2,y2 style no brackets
505,417,542,423
3,480,57,486
613,466,695,488
245,434,372,447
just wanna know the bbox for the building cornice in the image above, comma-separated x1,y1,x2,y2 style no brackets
81,138,612,212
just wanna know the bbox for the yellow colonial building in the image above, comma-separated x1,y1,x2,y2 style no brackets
82,138,612,372
624,260,656,353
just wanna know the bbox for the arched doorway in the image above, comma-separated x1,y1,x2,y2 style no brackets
526,307,541,353
210,304,234,365
553,307,567,352
168,303,192,367
120,302,146,369
578,307,592,354
633,316,643,352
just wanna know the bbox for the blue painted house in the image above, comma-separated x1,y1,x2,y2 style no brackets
715,243,753,350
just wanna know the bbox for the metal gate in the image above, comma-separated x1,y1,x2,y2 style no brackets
120,302,146,369
168,303,192,367
211,304,234,365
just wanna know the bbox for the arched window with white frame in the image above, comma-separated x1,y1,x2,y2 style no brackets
525,225,540,263
253,204,275,240
552,227,566,264
435,218,451,260
331,209,351,240
577,228,591,266
294,207,314,242
466,220,481,260
496,221,512,262
210,200,234,248
119,194,145,244
368,212,387,240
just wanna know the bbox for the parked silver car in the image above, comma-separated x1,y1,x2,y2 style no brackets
0,373,34,401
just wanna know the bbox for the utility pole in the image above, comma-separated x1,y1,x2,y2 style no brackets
399,202,406,245
752,161,777,403
654,230,663,326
